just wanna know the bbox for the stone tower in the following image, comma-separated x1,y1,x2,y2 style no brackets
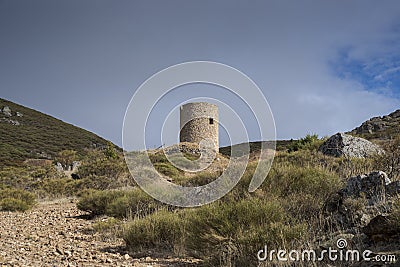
180,102,219,151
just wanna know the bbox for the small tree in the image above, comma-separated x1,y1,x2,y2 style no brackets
104,142,118,159
57,150,77,170
288,134,321,152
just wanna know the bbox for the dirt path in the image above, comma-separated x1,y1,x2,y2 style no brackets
0,199,198,267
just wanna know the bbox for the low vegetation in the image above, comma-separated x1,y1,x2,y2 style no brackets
287,134,324,152
1,125,399,265
0,188,36,211
77,188,163,218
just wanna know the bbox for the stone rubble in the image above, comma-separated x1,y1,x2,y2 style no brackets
322,171,400,264
0,199,199,266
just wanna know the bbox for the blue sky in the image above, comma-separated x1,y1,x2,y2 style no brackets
332,47,400,98
1,1,399,148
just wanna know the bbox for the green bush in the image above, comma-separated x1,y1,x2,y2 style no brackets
0,198,31,212
77,149,128,189
77,188,162,218
181,171,221,187
153,162,182,179
263,165,341,200
148,152,169,164
92,217,121,233
123,198,307,266
287,134,324,152
77,189,126,215
33,178,81,198
124,209,185,253
0,188,36,211
185,198,306,266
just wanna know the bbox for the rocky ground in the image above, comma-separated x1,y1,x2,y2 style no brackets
0,199,199,267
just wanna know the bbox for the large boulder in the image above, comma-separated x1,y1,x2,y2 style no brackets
318,133,383,158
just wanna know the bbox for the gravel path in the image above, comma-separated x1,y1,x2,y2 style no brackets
0,199,199,267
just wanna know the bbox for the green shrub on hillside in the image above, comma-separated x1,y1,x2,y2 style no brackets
123,209,185,253
123,198,307,265
77,149,129,189
77,188,162,218
180,171,222,187
0,188,36,211
0,165,83,199
77,189,126,216
153,162,182,179
33,177,81,199
263,165,341,200
287,134,324,152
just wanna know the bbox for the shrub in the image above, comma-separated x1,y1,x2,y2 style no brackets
181,171,221,187
287,134,323,152
0,198,30,212
77,189,126,216
92,217,121,234
77,188,163,218
148,152,169,164
77,149,128,188
185,198,306,266
123,198,307,265
56,149,77,170
153,162,182,179
33,178,81,199
0,188,36,211
123,209,185,254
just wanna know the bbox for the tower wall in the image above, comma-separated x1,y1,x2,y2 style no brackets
180,102,219,151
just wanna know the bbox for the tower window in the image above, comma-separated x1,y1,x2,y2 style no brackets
209,118,214,124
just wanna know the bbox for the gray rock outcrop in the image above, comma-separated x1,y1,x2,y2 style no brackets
354,110,400,135
319,133,383,158
0,118,20,125
341,171,392,203
324,170,400,240
0,106,22,125
2,106,12,116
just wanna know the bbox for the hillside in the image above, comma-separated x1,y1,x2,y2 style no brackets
0,98,115,167
220,109,400,157
348,109,400,140
219,140,293,157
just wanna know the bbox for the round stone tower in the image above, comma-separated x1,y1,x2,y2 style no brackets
180,102,219,151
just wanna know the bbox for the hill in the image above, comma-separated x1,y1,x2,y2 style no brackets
219,140,293,157
0,98,116,167
348,109,400,140
220,109,400,157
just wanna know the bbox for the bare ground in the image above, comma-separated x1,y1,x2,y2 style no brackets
0,199,200,267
